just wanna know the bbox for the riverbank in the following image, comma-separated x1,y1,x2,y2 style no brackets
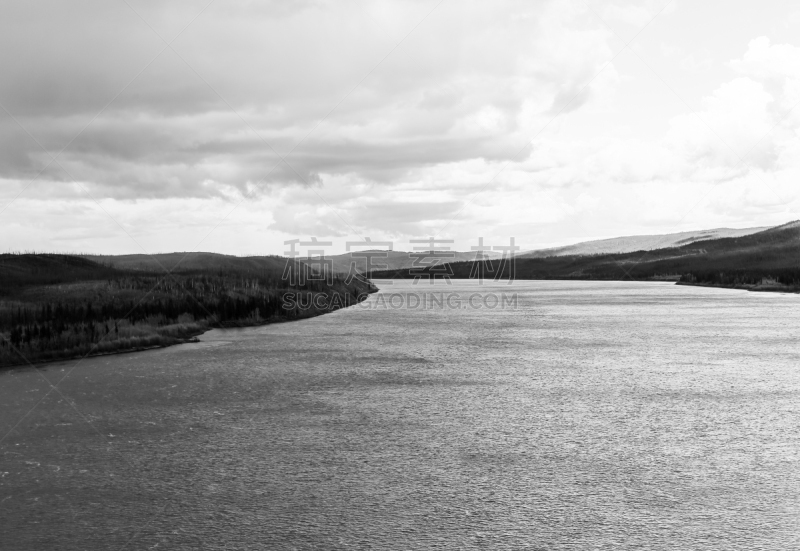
1,292,375,370
1,290,376,369
676,281,800,293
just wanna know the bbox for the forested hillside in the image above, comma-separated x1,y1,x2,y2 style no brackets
0,253,375,367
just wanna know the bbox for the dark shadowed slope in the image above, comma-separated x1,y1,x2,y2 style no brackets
0,254,120,289
82,252,289,274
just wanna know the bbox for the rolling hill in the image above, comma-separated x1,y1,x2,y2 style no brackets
82,252,289,274
517,226,771,258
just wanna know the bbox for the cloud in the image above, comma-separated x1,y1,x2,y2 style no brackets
729,36,800,118
729,37,800,81
5,1,800,255
665,77,775,169
0,0,615,206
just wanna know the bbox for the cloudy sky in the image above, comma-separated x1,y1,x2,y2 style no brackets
2,0,800,255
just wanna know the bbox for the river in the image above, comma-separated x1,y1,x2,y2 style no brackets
2,280,800,549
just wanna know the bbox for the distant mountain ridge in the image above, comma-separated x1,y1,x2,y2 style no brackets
517,226,772,258
82,250,501,276
300,250,501,274
370,221,800,292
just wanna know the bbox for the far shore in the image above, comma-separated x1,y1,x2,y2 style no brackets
676,281,800,294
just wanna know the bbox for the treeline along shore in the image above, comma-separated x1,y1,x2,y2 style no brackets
369,221,800,293
0,253,376,368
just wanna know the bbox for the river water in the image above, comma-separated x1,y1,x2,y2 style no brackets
2,280,800,549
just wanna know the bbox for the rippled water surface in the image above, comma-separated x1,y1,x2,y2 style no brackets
2,280,800,549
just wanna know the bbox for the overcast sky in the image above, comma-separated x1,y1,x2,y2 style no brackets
2,0,800,255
